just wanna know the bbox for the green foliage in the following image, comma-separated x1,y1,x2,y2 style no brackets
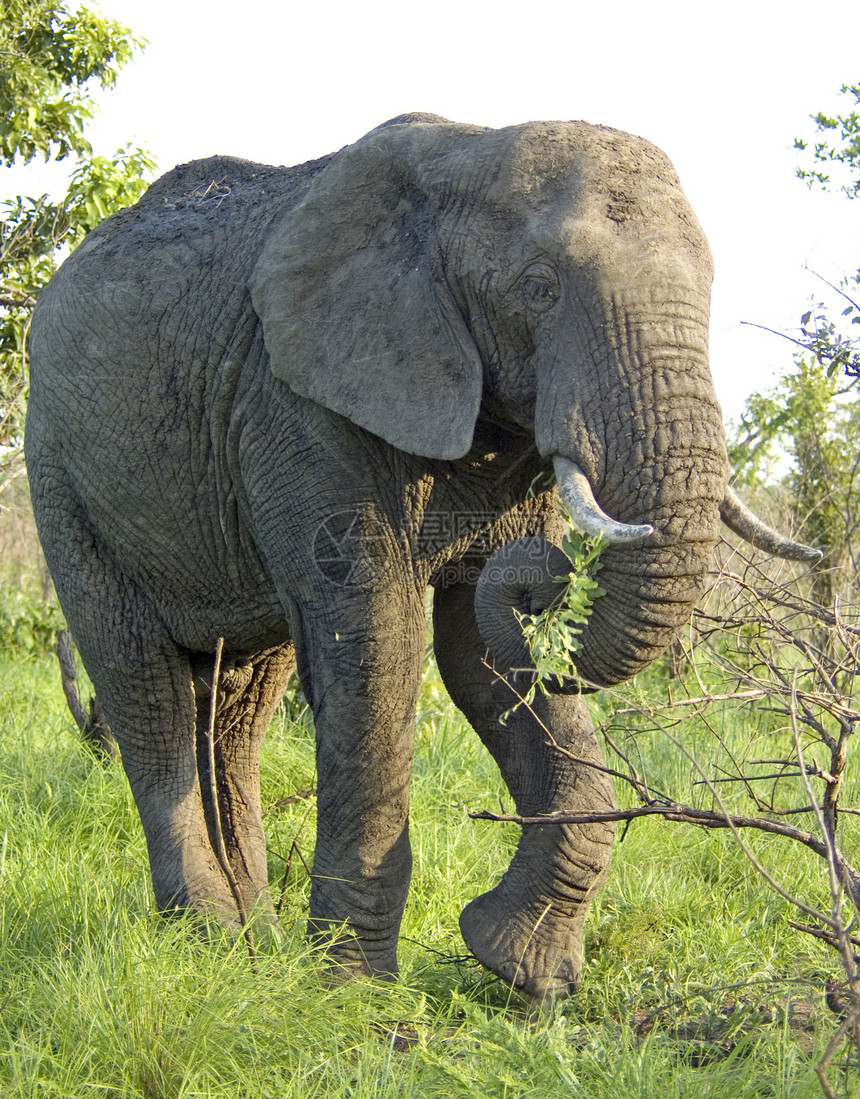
0,1,155,460
729,82,860,606
0,580,64,655
0,0,143,166
0,485,65,654
0,635,843,1097
730,356,859,490
516,528,606,695
795,83,860,199
729,356,860,603
796,287,859,379
789,82,860,392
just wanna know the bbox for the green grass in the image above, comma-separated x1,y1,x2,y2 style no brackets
0,647,844,1098
0,502,851,1096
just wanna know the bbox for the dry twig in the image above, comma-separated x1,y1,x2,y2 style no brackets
477,546,860,1094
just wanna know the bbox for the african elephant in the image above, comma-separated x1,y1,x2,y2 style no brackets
25,113,816,999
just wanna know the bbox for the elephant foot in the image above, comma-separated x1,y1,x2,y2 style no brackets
231,898,285,952
459,888,585,1001
154,860,279,937
157,891,242,939
160,894,286,960
308,918,399,983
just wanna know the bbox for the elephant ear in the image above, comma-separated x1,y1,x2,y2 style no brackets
250,120,484,460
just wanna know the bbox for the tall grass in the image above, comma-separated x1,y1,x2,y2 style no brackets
0,501,846,1096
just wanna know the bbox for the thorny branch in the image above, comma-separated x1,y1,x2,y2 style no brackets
476,544,860,1093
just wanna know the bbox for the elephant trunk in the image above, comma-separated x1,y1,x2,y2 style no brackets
549,291,726,685
567,522,718,687
477,287,820,688
478,290,727,687
475,501,721,690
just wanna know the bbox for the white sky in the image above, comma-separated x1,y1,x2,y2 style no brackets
7,0,860,420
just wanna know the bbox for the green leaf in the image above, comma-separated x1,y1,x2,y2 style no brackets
516,527,608,696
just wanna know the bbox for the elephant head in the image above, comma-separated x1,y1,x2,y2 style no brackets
251,113,817,689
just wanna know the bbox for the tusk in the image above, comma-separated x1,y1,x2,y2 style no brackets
720,486,823,562
553,456,654,545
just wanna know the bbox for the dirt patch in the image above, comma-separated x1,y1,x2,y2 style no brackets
630,996,819,1059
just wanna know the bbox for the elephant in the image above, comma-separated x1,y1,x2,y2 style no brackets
25,112,817,1000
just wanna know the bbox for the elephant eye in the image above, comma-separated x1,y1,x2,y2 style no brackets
518,264,560,314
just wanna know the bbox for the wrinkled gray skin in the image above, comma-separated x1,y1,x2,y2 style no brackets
27,113,730,999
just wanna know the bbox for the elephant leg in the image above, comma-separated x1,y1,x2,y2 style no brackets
50,552,238,920
296,580,425,980
192,644,296,924
433,570,617,1000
